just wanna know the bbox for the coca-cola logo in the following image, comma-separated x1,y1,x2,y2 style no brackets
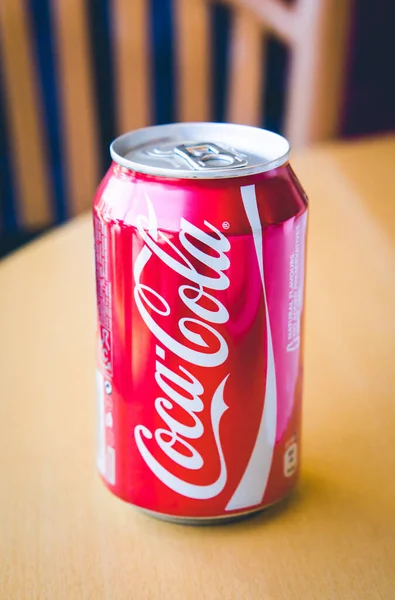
133,194,231,499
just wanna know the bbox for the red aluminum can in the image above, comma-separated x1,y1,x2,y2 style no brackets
93,123,308,523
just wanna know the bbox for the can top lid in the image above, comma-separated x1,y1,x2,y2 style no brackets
110,123,290,179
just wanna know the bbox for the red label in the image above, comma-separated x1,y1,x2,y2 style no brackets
94,165,308,519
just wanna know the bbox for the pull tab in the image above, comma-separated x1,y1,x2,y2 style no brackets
173,142,248,170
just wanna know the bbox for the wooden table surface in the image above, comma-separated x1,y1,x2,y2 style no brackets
1,136,395,600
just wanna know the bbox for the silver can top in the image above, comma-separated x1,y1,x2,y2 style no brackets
110,122,290,179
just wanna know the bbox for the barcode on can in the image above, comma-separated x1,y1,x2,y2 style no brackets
96,370,106,477
96,369,116,485
106,447,116,485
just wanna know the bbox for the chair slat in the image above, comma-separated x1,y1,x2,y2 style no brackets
224,0,296,43
52,0,99,216
0,0,52,228
174,0,211,122
285,0,352,146
113,0,150,134
227,9,263,126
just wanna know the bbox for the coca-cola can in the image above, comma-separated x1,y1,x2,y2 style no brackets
93,123,308,524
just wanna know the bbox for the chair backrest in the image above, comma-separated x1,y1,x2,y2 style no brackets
0,0,352,233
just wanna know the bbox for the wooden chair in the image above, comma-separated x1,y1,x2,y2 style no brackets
0,0,352,236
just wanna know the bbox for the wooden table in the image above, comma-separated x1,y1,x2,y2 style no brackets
1,136,395,599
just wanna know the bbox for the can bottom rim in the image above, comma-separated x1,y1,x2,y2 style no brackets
133,491,294,526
